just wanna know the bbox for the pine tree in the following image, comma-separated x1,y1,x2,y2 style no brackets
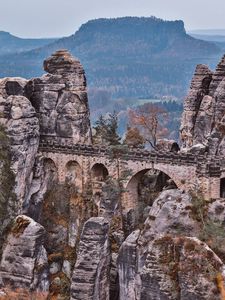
105,112,121,145
93,112,121,146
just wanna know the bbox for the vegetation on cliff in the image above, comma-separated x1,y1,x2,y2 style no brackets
0,125,16,241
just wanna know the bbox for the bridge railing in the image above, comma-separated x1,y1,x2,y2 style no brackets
38,136,223,174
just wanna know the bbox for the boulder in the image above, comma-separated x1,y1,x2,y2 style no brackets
119,234,224,300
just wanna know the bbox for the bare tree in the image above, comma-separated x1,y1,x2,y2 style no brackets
128,103,169,149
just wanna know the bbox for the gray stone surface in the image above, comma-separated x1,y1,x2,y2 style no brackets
141,189,200,238
0,215,49,292
26,50,92,144
0,77,28,98
71,217,110,300
180,56,225,155
118,190,225,300
0,94,39,215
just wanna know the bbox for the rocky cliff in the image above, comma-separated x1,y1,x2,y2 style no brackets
0,50,93,298
26,50,92,144
0,51,225,300
180,55,225,155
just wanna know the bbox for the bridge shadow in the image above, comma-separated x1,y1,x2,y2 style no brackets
220,177,225,198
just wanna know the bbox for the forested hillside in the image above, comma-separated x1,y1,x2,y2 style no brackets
0,31,55,55
0,17,222,99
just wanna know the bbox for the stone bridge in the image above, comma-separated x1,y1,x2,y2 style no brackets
38,136,225,215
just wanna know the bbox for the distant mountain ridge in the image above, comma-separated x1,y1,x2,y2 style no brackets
0,31,56,55
0,17,223,99
189,34,225,43
189,29,225,35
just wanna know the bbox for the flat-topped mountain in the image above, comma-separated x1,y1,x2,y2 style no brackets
0,31,55,56
0,17,222,98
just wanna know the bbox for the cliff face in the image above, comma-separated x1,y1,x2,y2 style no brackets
26,50,92,144
0,78,39,221
0,50,92,223
118,190,225,299
0,215,48,291
180,55,225,155
0,51,225,299
0,51,93,298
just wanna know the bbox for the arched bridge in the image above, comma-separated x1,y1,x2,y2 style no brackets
38,136,224,208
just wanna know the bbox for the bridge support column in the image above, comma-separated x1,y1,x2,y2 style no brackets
199,177,220,200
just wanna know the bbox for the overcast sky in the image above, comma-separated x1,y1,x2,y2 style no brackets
1,0,224,38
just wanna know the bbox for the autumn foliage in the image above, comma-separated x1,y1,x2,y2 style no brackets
0,287,48,300
216,273,225,300
128,103,169,149
124,126,145,148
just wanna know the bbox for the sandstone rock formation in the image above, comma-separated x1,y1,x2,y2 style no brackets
180,56,225,155
0,91,39,217
119,234,223,300
0,51,225,300
71,217,110,300
0,215,49,292
0,51,93,299
26,50,92,144
118,189,225,299
0,77,28,98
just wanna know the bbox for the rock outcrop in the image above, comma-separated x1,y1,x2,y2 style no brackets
0,215,49,292
118,189,225,299
71,217,110,300
0,77,28,98
0,91,39,217
119,234,223,300
180,56,225,155
26,50,92,144
0,51,225,300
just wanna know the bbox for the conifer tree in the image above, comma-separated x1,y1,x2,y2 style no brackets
93,112,121,146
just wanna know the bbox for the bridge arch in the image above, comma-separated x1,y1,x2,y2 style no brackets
65,161,82,191
43,158,58,187
122,166,178,234
90,163,109,196
91,163,109,182
124,167,178,205
125,161,185,191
